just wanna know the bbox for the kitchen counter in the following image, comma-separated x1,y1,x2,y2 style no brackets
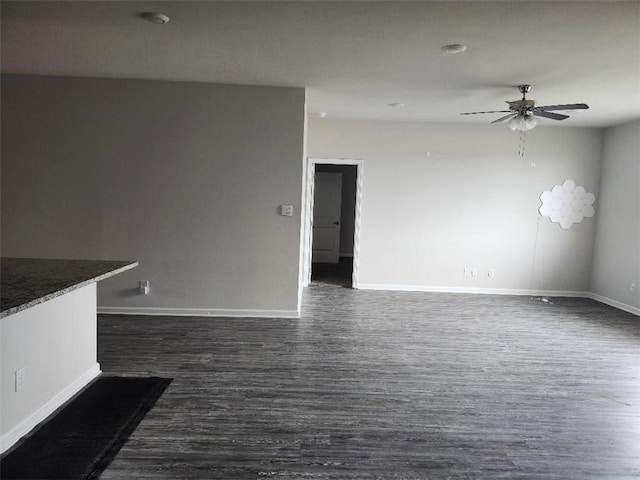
1,258,138,318
1,257,138,453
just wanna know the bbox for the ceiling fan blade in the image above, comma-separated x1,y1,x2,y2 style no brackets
533,110,569,121
535,103,589,111
460,110,512,116
491,113,517,124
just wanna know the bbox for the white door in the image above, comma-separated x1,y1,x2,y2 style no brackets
312,172,342,263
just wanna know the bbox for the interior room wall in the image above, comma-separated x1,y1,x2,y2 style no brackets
1,74,306,316
590,120,640,313
308,118,603,294
315,164,357,256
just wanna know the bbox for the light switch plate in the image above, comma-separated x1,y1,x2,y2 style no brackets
280,205,293,217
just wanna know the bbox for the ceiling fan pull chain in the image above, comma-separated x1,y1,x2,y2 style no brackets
518,130,526,158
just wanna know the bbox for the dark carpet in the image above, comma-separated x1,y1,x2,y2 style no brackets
311,257,353,287
0,376,172,480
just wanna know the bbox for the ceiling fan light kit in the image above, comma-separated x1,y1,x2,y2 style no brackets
508,113,537,132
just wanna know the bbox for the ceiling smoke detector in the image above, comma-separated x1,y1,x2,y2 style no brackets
441,44,467,54
141,12,170,25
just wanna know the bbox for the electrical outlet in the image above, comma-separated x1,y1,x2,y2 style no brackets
139,280,150,295
631,283,636,293
488,269,495,278
471,268,478,277
463,267,471,277
15,368,26,392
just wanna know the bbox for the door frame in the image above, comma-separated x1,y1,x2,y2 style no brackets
302,157,363,288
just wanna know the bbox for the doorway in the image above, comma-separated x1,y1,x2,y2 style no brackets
302,158,363,289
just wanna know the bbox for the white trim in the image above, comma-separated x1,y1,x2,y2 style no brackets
356,283,639,316
352,161,364,290
297,98,309,318
100,295,638,318
356,283,590,298
98,306,300,318
301,158,316,287
588,293,640,316
304,158,364,289
0,363,101,454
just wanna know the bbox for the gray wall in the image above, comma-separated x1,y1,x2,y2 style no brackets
308,118,603,294
591,120,640,311
1,75,306,315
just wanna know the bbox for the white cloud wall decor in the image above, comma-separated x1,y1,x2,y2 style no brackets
539,179,595,229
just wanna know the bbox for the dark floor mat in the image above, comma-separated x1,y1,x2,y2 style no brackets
0,376,172,479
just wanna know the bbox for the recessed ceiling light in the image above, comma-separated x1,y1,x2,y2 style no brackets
388,102,405,108
441,44,467,54
141,12,170,25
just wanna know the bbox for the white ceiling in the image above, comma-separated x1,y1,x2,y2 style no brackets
2,1,639,127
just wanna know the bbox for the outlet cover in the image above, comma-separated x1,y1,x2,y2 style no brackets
139,280,150,295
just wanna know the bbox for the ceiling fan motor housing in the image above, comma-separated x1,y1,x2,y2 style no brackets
508,99,536,113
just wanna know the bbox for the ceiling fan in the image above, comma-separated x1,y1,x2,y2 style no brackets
460,85,589,131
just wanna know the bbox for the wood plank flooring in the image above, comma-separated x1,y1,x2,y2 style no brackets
97,287,640,479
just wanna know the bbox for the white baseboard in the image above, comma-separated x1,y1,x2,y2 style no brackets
97,292,638,319
588,293,640,316
356,283,589,298
356,283,638,316
0,363,101,454
99,293,638,318
98,306,300,319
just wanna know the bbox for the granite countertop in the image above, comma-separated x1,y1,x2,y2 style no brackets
1,258,138,318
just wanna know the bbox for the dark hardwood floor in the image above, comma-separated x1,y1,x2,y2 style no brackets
97,288,640,479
